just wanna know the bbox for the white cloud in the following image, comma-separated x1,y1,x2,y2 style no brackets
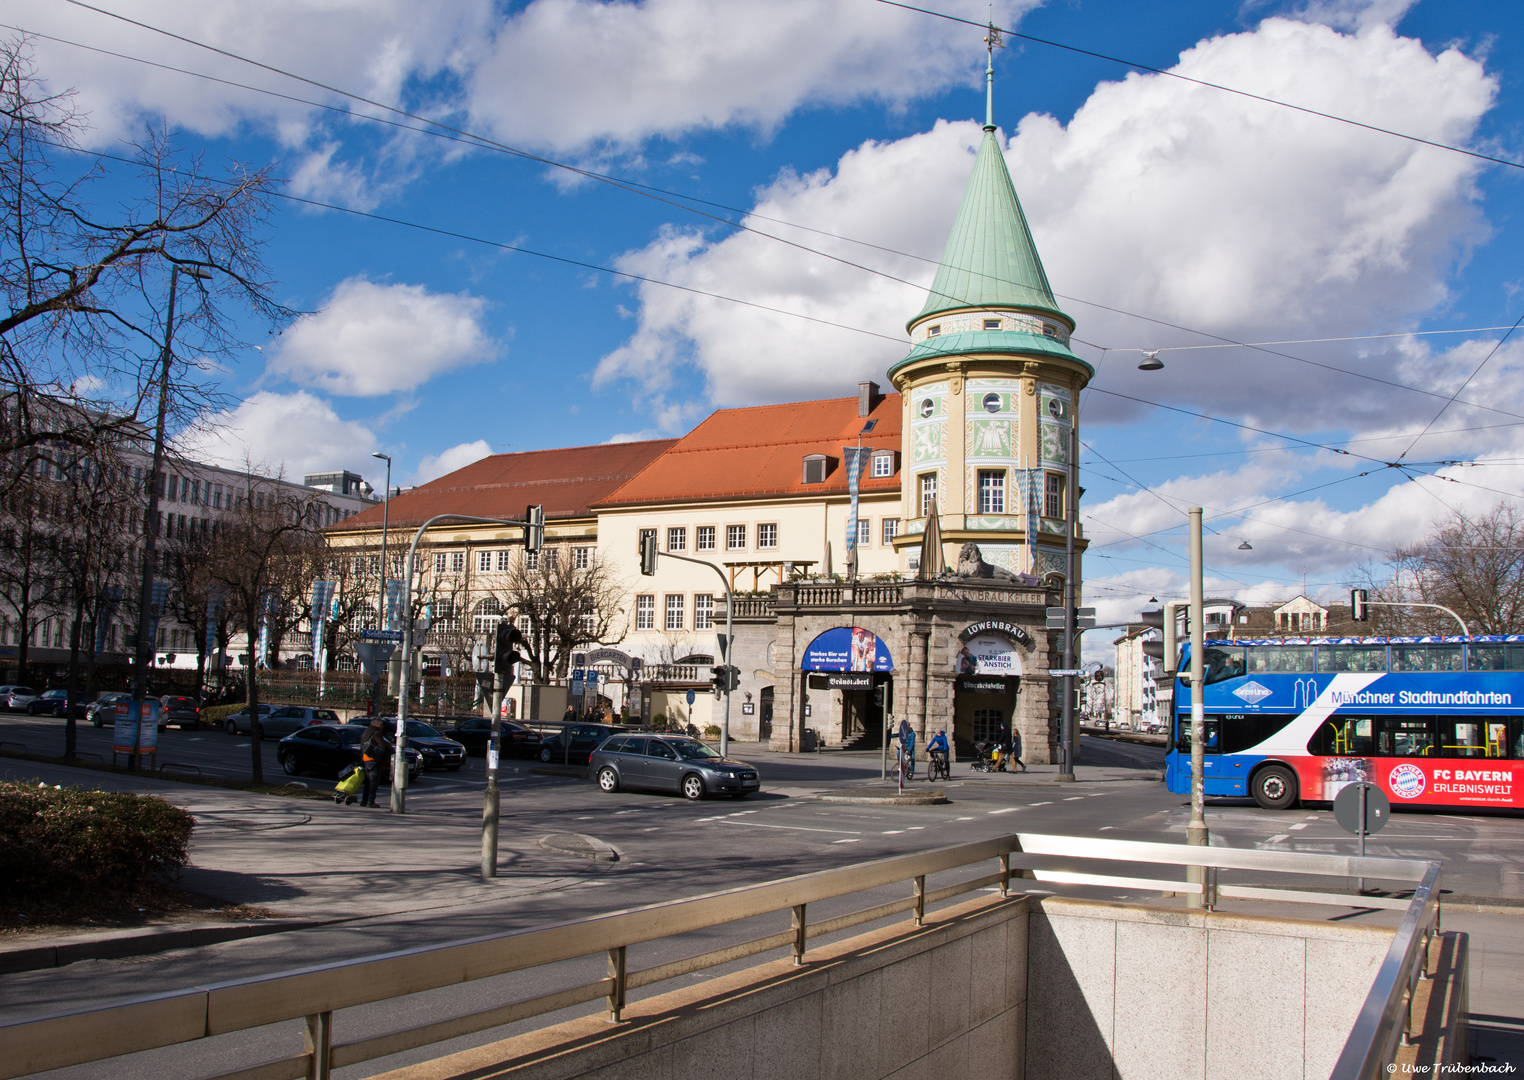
179,390,379,480
597,17,1500,437
411,439,493,485
267,277,498,396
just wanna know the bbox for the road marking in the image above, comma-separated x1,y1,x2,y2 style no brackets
642,827,660,832
577,816,595,820
1266,834,1290,844
907,826,925,830
882,829,904,834
832,838,862,844
1099,826,1115,831
1064,797,1083,801
955,816,974,821
1028,801,1051,806
717,820,863,835
1289,823,1309,831
987,808,1018,815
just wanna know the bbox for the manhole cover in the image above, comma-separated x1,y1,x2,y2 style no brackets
537,833,618,862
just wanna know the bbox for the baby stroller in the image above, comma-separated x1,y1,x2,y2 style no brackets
970,741,998,773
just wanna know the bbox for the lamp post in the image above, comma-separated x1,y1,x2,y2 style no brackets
130,263,211,769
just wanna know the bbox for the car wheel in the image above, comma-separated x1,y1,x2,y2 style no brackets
252,721,263,739
597,767,620,793
281,754,300,776
1252,764,1298,811
226,718,238,734
681,774,706,801
539,745,553,763
92,714,104,728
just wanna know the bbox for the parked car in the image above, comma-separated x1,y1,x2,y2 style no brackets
1,686,37,711
276,724,422,782
226,704,339,739
27,689,87,718
345,718,466,771
446,717,542,759
88,692,135,728
537,722,623,765
159,696,202,730
590,734,760,801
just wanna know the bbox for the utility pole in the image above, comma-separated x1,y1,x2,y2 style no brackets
1186,506,1210,907
1058,424,1079,781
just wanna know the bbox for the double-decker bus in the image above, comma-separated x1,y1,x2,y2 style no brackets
1163,636,1524,811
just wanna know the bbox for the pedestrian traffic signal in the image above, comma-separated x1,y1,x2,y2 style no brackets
639,531,658,576
524,504,544,554
1351,588,1369,622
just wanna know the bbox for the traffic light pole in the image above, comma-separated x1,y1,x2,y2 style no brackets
392,513,539,816
1351,593,1470,637
645,546,735,758
1186,507,1210,908
1058,423,1080,782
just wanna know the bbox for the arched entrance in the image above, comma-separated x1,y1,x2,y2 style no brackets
951,621,1028,754
800,627,894,749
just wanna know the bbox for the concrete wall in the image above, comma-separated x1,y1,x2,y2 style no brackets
1025,897,1393,1080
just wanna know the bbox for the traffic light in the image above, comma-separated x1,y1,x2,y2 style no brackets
727,665,740,692
711,665,727,694
1351,588,1369,622
1139,601,1180,673
494,620,524,676
639,531,658,576
524,504,544,554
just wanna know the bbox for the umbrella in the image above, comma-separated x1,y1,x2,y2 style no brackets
917,502,946,579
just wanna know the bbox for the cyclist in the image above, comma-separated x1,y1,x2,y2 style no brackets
896,717,917,780
927,728,949,780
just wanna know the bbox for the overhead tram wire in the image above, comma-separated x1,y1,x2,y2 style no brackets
874,0,1522,172
36,9,1524,427
1396,314,1524,462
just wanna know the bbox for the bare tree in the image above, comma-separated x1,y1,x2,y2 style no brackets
485,547,627,683
1384,505,1524,635
209,479,320,782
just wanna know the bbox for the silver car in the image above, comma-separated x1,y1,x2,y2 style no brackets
1,685,36,711
590,734,760,801
226,704,340,739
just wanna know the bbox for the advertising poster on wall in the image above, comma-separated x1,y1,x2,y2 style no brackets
955,634,1022,676
801,627,894,672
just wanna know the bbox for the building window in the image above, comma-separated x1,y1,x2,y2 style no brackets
450,552,465,573
882,518,900,545
983,318,1001,330
802,455,828,484
213,483,223,509
667,527,686,552
665,594,685,631
695,594,714,630
757,523,778,549
433,553,446,574
977,470,1006,514
726,524,746,551
919,473,937,517
478,551,493,572
543,548,559,570
852,519,868,547
927,324,941,337
1044,473,1066,519
639,528,657,557
525,549,539,571
573,546,591,569
635,595,655,630
696,526,716,551
496,550,512,571
871,452,895,478
982,392,1001,413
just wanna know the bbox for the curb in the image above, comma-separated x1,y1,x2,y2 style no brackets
0,918,329,976
817,789,950,806
536,833,619,862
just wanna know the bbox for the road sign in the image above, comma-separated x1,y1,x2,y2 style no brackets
686,689,696,705
361,629,402,642
1048,669,1086,677
1333,782,1390,837
1046,606,1097,629
353,641,396,681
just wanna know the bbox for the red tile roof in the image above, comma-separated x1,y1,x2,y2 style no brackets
595,393,903,507
332,440,677,530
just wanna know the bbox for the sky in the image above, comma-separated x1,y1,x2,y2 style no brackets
8,0,1524,660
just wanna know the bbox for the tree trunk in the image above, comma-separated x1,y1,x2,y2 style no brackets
64,600,84,760
246,620,263,783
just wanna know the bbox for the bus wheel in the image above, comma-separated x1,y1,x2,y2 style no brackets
1252,765,1298,810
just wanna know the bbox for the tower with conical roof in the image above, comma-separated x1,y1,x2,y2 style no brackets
889,33,1092,579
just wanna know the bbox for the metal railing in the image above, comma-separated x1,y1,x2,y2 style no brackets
0,836,1441,1080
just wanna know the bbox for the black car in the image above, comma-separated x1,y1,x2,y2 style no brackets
446,717,542,759
27,689,87,719
537,722,623,765
276,724,422,782
345,718,466,771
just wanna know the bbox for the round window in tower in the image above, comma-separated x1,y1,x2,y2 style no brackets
982,393,1001,414
1047,397,1064,419
919,398,934,419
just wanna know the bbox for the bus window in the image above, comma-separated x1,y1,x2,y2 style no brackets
1468,644,1524,672
1317,646,1387,673
1376,717,1435,757
1247,645,1315,674
1202,647,1246,685
1307,717,1373,756
1218,713,1297,752
1391,645,1463,673
1441,720,1487,758
1175,717,1220,753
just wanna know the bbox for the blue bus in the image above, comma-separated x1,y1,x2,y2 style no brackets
1163,636,1524,811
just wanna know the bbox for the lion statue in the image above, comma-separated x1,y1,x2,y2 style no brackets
954,543,1038,584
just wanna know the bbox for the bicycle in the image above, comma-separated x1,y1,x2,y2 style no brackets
927,748,950,782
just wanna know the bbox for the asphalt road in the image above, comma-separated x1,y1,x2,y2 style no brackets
2,714,1521,1077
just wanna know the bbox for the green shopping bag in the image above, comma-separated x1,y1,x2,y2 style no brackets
335,768,364,795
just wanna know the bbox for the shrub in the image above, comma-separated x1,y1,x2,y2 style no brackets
202,703,244,727
0,782,195,903
703,725,721,739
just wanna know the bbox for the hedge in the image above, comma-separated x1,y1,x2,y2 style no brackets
0,782,195,902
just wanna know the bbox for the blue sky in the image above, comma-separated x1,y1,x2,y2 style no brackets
12,0,1524,645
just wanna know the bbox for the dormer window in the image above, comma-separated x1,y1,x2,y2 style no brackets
983,318,1001,330
802,454,830,484
870,450,897,478
927,324,941,337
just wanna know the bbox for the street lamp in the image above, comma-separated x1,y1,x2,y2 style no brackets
371,452,392,635
130,263,212,768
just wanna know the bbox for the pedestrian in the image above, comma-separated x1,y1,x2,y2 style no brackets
996,721,1012,772
359,717,386,808
897,716,916,780
562,704,576,725
1009,725,1027,773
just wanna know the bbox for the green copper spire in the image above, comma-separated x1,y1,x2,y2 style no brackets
912,128,1065,326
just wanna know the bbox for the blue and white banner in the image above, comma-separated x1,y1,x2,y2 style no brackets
842,446,869,560
94,586,123,656
384,579,406,632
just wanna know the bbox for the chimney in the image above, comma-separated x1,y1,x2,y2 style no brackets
858,380,880,417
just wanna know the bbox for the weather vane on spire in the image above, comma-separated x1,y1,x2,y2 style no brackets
984,8,1004,130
